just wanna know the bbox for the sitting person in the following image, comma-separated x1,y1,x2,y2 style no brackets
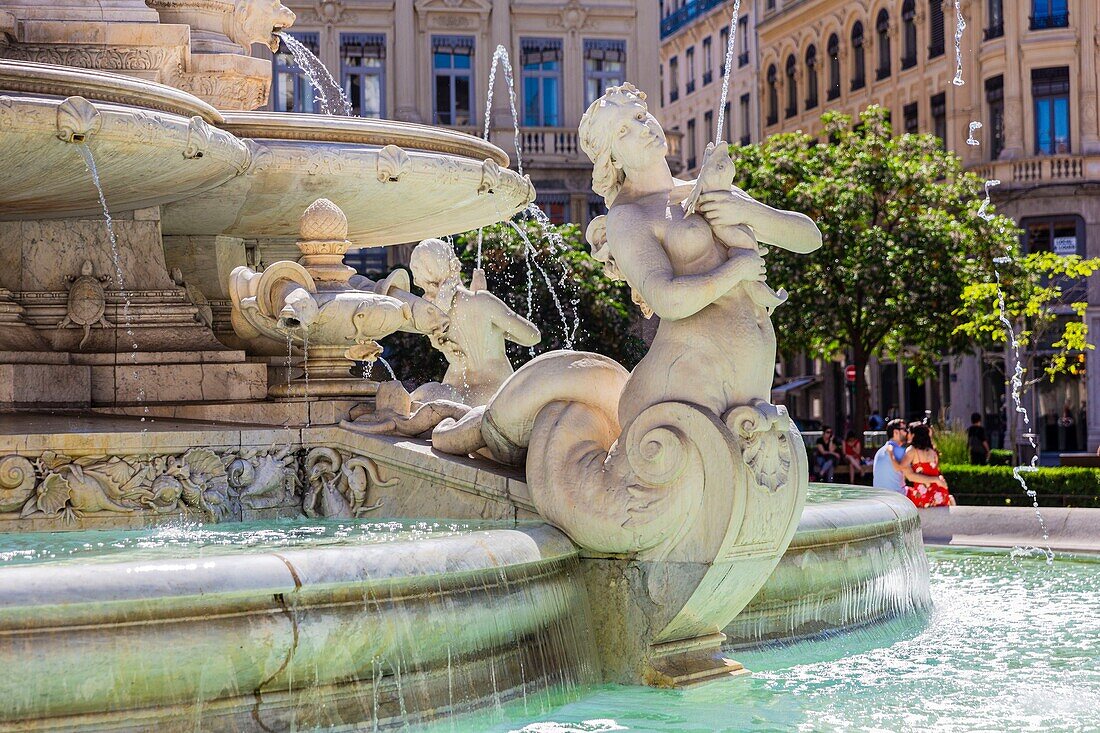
814,427,843,482
843,430,869,480
896,422,955,508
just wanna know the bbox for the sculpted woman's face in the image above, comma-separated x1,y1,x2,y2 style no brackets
608,102,668,174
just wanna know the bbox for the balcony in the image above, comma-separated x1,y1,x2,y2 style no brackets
1030,12,1069,30
660,0,728,39
969,153,1100,191
520,128,581,160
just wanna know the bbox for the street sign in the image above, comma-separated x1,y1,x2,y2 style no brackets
845,364,857,383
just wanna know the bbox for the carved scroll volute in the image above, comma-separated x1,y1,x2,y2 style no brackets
376,145,410,183
183,116,212,159
56,96,101,143
0,456,36,512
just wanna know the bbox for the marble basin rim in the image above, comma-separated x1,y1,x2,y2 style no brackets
160,111,535,247
0,60,250,219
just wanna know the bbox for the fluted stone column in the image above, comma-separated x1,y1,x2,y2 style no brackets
394,0,420,122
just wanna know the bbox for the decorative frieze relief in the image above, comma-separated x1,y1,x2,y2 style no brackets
0,446,399,525
0,44,184,77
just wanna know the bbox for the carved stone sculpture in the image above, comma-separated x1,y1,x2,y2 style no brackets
302,448,397,518
56,260,112,349
226,448,299,510
229,199,448,397
429,84,823,685
409,238,540,406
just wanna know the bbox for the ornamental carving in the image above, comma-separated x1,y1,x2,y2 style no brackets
172,73,269,112
0,45,183,75
376,144,411,182
55,96,101,143
477,158,500,194
302,448,397,518
184,116,213,159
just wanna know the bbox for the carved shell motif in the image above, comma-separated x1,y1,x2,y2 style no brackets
183,116,212,159
477,158,500,195
0,456,36,512
56,96,102,143
376,145,410,183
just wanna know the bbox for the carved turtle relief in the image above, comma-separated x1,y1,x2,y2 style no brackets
57,260,112,349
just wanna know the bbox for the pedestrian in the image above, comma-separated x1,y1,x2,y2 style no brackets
966,412,990,465
868,410,886,431
900,423,955,507
814,427,842,482
872,419,950,495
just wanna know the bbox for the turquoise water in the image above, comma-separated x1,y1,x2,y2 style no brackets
0,518,511,566
431,548,1100,733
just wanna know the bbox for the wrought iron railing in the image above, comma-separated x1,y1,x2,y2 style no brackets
660,0,728,39
1030,12,1069,30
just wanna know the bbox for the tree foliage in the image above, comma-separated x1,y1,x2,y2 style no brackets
380,219,646,385
729,106,1020,427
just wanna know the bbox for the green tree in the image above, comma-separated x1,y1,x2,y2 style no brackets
380,219,646,385
953,250,1098,446
729,106,1019,429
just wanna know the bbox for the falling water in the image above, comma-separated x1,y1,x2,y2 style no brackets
952,0,966,86
510,221,573,349
953,5,1052,562
378,356,398,381
484,45,524,176
276,31,353,116
77,144,146,414
714,0,744,143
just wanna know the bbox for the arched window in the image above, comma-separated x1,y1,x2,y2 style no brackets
766,64,778,124
985,0,1003,38
929,0,945,57
851,22,865,90
785,54,798,118
902,0,917,68
805,45,819,109
827,34,840,100
876,10,891,80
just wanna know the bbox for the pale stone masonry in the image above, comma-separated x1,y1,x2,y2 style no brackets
273,0,669,238
661,0,1100,452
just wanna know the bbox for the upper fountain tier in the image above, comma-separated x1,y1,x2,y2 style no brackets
0,59,532,245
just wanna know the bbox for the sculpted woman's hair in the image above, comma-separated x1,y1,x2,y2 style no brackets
579,83,650,207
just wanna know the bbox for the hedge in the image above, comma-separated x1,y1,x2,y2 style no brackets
941,464,1100,508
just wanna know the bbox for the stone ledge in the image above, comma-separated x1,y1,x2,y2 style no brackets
920,505,1100,554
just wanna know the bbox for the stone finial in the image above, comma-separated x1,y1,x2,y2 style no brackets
299,198,348,242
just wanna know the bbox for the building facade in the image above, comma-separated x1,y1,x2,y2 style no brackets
270,0,664,243
660,0,1100,451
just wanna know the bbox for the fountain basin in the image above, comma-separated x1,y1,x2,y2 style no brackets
161,112,534,246
0,61,250,219
725,484,930,647
0,519,596,731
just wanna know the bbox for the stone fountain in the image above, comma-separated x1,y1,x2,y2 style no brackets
0,5,931,730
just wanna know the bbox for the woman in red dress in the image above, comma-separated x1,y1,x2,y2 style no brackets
899,423,955,508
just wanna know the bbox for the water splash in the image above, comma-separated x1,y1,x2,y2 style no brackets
977,179,1001,221
714,0,744,143
276,31,352,116
966,121,982,146
378,356,398,381
510,221,573,350
952,0,966,86
77,144,145,413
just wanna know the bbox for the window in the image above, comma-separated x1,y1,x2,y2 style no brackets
931,91,947,149
876,10,891,80
584,39,625,106
272,32,319,113
766,0,775,10
687,117,697,169
1032,66,1070,155
669,55,679,102
902,0,917,67
659,62,665,105
827,34,840,100
702,36,713,85
1031,0,1068,29
341,34,386,118
903,102,918,134
704,110,714,143
535,194,570,225
929,0,945,58
739,93,751,145
725,101,733,143
521,38,562,126
766,64,778,125
986,75,1004,160
805,45,818,109
851,22,866,91
1024,216,1087,301
432,36,473,125
785,54,798,118
686,46,696,95
738,17,750,67
986,0,1004,39
344,248,388,278
720,27,730,75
